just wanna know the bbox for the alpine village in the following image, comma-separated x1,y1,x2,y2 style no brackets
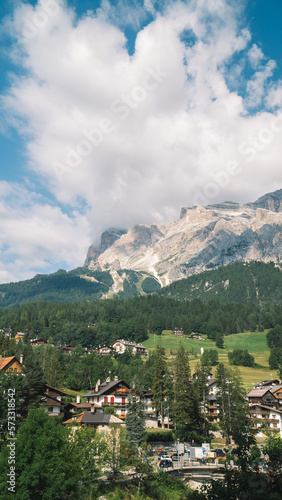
0,189,282,499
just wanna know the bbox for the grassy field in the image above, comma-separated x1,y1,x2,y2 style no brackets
143,330,279,390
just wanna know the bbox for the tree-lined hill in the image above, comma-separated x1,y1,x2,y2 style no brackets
158,261,282,304
0,268,113,308
0,261,281,308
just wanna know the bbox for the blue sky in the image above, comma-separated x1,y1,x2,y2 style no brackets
0,0,282,283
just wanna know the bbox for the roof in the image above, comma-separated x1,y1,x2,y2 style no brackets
269,384,282,394
81,411,111,425
108,414,125,424
83,379,129,398
255,379,280,387
63,412,85,424
42,394,67,407
0,356,21,371
45,384,68,396
247,388,273,398
207,379,216,387
69,402,101,409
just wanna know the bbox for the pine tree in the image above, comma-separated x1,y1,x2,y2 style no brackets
126,377,146,447
23,355,46,409
152,345,166,428
173,345,201,430
215,363,247,445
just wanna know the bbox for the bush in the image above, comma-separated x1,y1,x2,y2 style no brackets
145,430,173,442
228,349,255,367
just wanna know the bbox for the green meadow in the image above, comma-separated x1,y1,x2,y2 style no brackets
143,330,279,391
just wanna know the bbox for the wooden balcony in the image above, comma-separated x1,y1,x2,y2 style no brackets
102,402,127,408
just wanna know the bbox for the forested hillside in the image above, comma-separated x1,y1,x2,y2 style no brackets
158,261,282,304
0,268,113,308
0,295,281,348
0,261,281,308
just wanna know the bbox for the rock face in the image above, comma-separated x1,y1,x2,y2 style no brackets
84,228,127,265
85,189,282,289
244,189,282,212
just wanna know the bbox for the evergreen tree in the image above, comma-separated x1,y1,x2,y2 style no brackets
173,345,201,431
126,377,146,447
0,408,79,499
215,363,248,445
22,356,46,409
152,345,167,428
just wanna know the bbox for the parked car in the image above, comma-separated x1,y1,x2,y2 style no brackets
159,459,173,468
171,454,180,461
158,454,171,461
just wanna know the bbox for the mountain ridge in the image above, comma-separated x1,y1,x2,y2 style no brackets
85,189,282,289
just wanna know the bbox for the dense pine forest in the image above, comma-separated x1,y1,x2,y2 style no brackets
1,295,282,348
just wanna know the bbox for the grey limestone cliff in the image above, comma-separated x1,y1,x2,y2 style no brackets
85,189,282,289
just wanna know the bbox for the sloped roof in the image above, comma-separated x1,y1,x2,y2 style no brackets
109,414,126,424
255,379,280,387
247,388,273,398
83,379,129,398
0,356,20,371
81,411,111,425
45,384,68,396
269,384,282,394
63,412,85,424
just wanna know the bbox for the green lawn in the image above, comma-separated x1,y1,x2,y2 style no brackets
143,330,279,391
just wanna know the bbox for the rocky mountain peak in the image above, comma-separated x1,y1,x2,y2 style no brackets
244,188,282,212
85,189,282,292
84,228,127,266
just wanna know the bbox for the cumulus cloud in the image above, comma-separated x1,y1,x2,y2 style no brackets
1,0,282,281
0,181,90,283
248,43,264,68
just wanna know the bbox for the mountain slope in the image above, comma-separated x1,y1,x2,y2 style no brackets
158,261,282,304
0,268,114,308
86,189,282,287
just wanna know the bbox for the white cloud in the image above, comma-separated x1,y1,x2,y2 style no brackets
0,0,282,281
248,43,264,68
0,181,90,283
246,59,276,108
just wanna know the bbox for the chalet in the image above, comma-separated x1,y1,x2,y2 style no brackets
64,407,125,436
15,332,25,343
247,388,280,409
42,384,68,417
66,394,102,413
83,377,130,420
112,339,148,356
143,389,158,428
30,338,47,346
248,404,282,438
0,328,12,338
204,379,220,423
94,345,115,356
0,356,23,374
172,328,183,336
57,345,74,354
255,379,281,388
191,334,204,340
270,384,282,405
